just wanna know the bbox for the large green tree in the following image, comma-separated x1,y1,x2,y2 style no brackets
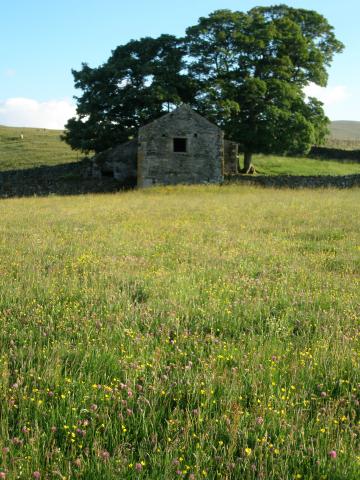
63,35,194,153
186,6,344,171
63,5,343,171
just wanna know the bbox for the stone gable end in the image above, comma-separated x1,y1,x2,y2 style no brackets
137,105,224,187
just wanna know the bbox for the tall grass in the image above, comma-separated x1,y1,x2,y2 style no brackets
0,185,359,479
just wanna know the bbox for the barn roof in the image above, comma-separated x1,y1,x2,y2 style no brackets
140,104,222,132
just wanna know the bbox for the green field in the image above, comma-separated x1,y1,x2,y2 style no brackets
0,125,78,172
0,185,359,479
249,154,360,176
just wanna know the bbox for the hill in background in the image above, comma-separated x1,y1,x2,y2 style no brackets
329,121,360,140
327,121,360,150
0,125,78,172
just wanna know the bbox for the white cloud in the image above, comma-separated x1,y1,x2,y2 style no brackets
3,68,16,78
0,97,76,129
304,83,349,106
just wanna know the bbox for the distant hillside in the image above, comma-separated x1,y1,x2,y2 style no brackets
329,121,360,142
0,125,78,172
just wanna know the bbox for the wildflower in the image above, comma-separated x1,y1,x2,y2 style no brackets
90,404,98,412
256,417,264,425
50,426,57,433
135,463,143,471
0,472,6,479
320,392,327,398
176,470,182,475
33,472,41,479
74,458,81,467
328,450,337,459
100,450,110,461
11,437,23,446
2,447,9,455
245,447,252,456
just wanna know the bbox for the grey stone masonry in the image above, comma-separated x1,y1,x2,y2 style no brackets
224,140,239,175
137,105,224,187
92,140,137,184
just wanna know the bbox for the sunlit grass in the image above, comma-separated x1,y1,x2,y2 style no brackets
251,154,360,176
0,184,359,478
0,126,78,171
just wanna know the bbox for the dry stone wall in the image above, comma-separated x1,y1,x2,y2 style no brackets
226,174,360,188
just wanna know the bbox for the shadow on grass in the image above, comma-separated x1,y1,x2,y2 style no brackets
0,160,136,199
309,146,360,162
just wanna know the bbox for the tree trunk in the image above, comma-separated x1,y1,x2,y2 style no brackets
242,151,255,174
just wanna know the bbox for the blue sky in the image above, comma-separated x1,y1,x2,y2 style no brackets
1,0,359,128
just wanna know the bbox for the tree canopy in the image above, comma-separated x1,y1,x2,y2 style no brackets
63,5,344,170
63,35,194,153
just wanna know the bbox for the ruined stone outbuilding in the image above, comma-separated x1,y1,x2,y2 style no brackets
92,104,239,187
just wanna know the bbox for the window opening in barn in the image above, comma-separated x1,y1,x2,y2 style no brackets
173,138,187,153
102,170,114,178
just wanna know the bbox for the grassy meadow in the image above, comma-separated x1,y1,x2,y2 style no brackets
248,154,360,176
0,126,78,172
0,185,359,479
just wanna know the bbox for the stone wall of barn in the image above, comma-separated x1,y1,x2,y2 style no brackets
224,140,239,175
92,140,138,186
137,105,224,187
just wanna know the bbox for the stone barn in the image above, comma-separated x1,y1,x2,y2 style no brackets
92,104,239,187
